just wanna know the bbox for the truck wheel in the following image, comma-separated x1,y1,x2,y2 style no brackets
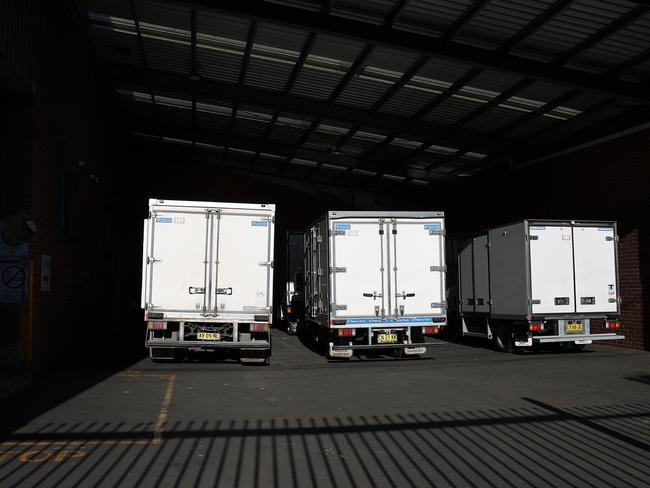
494,323,514,353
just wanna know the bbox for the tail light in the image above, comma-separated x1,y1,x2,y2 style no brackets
148,321,166,330
337,329,354,337
251,323,269,332
529,323,543,332
606,320,621,330
423,326,440,334
287,306,293,313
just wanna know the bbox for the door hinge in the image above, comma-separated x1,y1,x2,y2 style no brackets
146,257,160,264
258,261,274,268
529,299,541,305
430,301,447,309
333,304,347,311
332,230,346,236
606,236,614,241
528,235,539,240
430,265,447,272
429,230,445,236
330,266,347,273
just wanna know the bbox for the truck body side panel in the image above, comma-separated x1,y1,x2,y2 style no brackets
212,211,273,315
147,210,210,313
488,222,529,317
330,218,385,318
473,234,490,313
573,225,618,314
529,225,575,315
392,218,445,316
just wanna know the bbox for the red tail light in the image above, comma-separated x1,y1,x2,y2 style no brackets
148,321,166,330
529,323,543,332
337,328,354,337
251,323,269,332
423,326,440,334
606,321,621,330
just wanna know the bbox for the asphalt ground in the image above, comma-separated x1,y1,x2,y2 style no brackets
1,329,649,487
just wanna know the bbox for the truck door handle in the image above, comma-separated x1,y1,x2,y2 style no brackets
216,287,233,295
396,292,415,299
363,292,383,300
188,287,205,294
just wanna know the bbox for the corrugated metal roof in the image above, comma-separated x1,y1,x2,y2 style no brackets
336,45,420,109
512,0,637,62
196,12,249,83
245,23,309,92
393,0,474,37
78,0,650,182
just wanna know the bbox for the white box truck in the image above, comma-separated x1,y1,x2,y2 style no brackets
141,199,275,363
304,211,447,358
459,219,624,351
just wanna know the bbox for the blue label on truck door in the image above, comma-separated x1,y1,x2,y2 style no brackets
335,223,351,230
156,217,172,223
424,223,440,231
251,220,268,227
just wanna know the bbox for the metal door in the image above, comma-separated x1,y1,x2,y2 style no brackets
146,210,210,312
330,218,386,317
573,226,618,313
391,218,445,317
211,212,273,314
529,225,575,314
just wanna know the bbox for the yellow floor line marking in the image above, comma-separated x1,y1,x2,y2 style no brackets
152,373,176,445
1,371,177,452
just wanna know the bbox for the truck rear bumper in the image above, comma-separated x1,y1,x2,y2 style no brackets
533,333,624,343
331,342,446,350
146,340,270,350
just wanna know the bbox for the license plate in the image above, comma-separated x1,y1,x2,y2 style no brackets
566,322,583,334
377,333,398,344
197,332,220,341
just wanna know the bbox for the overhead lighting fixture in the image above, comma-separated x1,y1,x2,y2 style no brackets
188,71,202,81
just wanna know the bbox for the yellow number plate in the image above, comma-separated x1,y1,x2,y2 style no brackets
377,333,398,344
566,322,583,334
197,332,220,341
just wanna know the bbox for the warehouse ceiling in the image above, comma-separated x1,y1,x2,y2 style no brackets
73,0,650,189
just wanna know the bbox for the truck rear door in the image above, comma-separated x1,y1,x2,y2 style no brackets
211,210,273,315
529,225,575,314
330,218,385,318
573,225,618,313
391,217,446,317
145,210,210,312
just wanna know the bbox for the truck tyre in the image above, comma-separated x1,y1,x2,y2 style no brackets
494,323,514,353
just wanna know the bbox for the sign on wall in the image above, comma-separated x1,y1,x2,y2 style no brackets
0,261,27,303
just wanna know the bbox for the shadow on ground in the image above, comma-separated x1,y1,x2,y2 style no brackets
1,398,649,487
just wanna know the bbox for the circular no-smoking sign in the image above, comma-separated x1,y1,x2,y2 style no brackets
2,265,25,289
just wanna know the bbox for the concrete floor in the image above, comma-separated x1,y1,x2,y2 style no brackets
1,329,649,487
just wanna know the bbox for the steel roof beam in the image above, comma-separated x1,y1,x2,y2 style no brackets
498,0,573,53
157,0,650,103
442,0,489,44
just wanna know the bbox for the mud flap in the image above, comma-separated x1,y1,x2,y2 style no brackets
328,344,353,358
